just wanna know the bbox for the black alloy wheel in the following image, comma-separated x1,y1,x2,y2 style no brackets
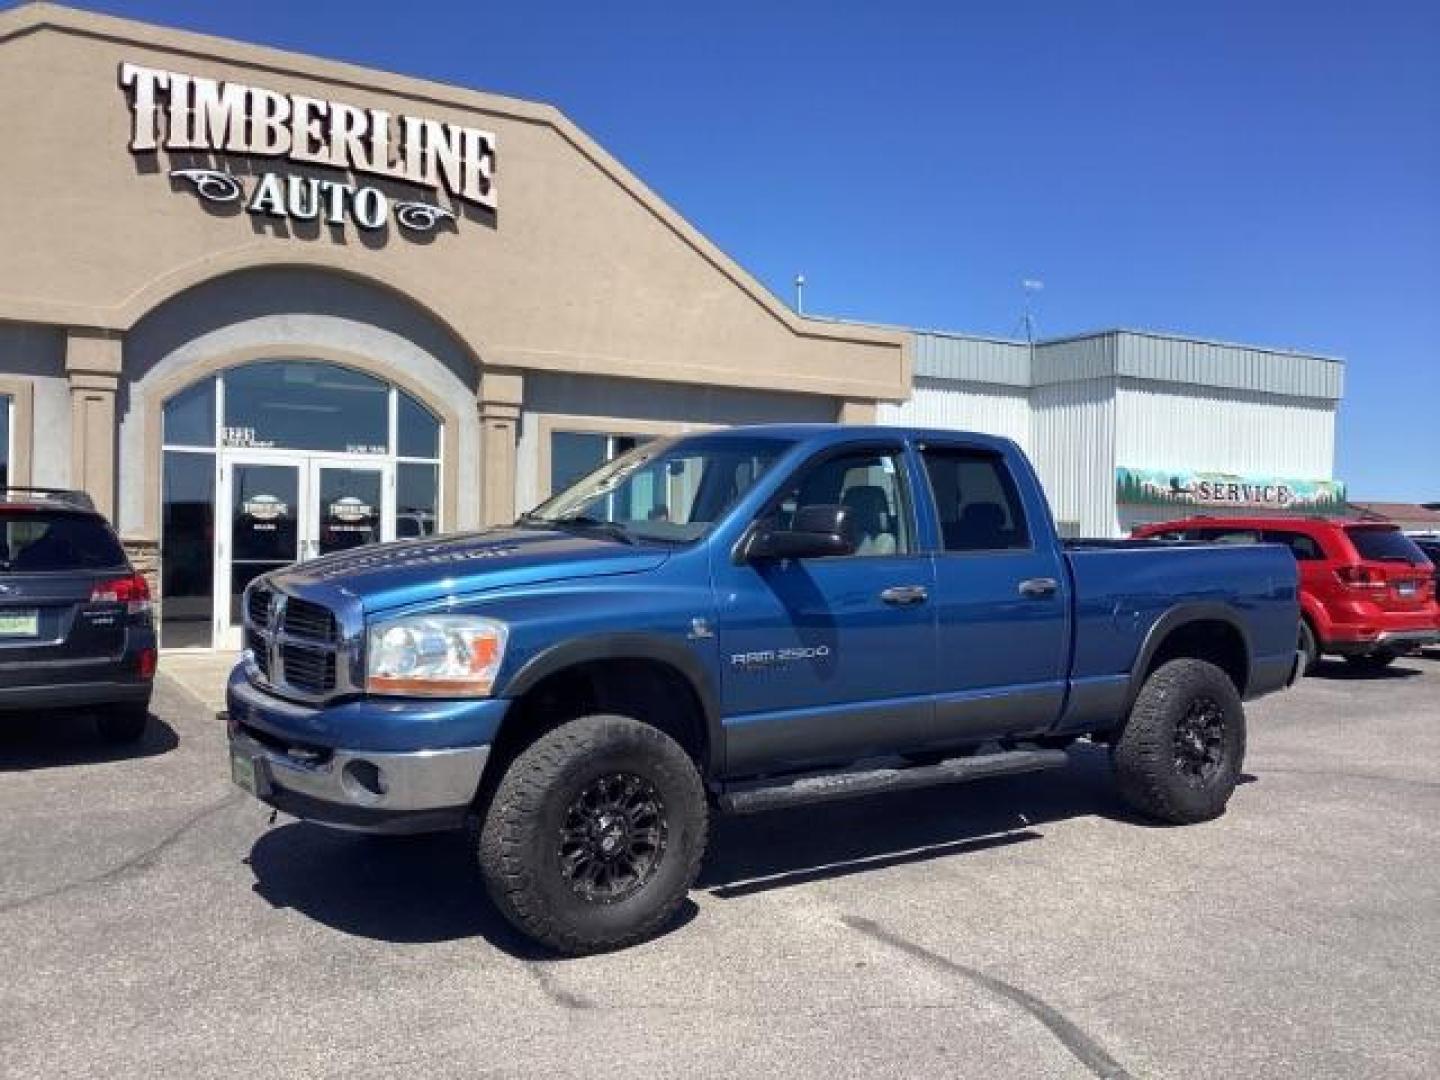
558,772,668,905
1173,697,1225,787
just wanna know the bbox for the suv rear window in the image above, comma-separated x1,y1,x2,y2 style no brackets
0,511,127,572
1345,526,1427,565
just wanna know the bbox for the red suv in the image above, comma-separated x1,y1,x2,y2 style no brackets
1133,516,1440,674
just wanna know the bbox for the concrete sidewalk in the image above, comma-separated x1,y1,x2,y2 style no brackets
157,651,238,713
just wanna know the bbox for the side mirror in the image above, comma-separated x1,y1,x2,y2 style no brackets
746,504,855,560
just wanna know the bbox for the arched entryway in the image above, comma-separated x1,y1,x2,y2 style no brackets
160,359,444,649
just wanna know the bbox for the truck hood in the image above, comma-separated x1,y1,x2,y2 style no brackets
271,527,670,614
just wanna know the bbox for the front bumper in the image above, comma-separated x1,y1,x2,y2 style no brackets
228,725,489,834
226,670,504,835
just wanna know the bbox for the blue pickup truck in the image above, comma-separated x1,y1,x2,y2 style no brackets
227,425,1300,953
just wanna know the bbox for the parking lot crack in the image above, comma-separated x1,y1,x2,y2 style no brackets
842,915,1137,1080
0,791,242,916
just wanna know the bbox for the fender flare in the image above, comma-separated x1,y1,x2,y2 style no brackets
1126,602,1253,710
500,633,724,774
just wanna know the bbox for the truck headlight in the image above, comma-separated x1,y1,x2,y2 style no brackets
365,615,508,697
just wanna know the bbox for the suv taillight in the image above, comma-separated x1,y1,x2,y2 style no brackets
1334,565,1387,592
91,573,151,615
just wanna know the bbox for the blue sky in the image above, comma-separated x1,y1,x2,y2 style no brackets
52,0,1440,499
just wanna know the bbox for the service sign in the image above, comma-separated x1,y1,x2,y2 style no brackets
119,62,496,237
1117,467,1347,514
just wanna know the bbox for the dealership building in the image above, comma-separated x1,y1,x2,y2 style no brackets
0,4,1344,650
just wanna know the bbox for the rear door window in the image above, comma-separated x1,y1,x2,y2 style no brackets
921,447,1031,552
1190,529,1261,546
0,512,127,572
1261,530,1324,561
1345,527,1426,564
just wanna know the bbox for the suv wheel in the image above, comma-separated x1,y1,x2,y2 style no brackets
1344,650,1397,674
96,702,150,744
477,714,708,955
1298,620,1319,675
1112,659,1246,824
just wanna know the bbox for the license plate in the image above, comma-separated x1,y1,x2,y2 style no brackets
230,749,259,795
1397,581,1418,597
0,610,39,636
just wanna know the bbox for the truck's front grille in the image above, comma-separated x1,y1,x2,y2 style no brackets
282,598,337,643
242,583,353,702
280,643,336,694
247,586,272,629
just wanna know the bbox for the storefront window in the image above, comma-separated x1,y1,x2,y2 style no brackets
397,462,439,538
159,360,444,648
223,360,389,454
550,432,649,496
163,377,215,447
397,393,440,458
161,451,215,648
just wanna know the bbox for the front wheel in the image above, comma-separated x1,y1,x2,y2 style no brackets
1111,659,1246,824
477,714,708,955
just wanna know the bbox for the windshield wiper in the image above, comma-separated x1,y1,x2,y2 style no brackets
523,513,635,545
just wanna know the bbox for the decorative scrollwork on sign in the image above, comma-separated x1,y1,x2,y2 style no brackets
393,200,457,233
169,168,243,203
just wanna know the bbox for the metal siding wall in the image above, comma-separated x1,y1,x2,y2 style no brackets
878,378,1032,450
1115,379,1337,478
911,333,1031,386
1032,334,1117,385
1115,333,1343,400
1029,378,1118,536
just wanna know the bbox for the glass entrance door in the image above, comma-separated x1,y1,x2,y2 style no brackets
217,454,393,648
220,459,301,648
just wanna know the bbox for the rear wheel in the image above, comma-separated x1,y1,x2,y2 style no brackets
1111,659,1246,824
477,714,708,955
1344,650,1396,674
96,702,150,744
1298,620,1320,675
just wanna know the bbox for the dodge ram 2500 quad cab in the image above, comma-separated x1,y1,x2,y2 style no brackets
227,426,1301,954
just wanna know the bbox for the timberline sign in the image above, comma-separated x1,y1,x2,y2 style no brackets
1117,467,1347,515
119,62,497,236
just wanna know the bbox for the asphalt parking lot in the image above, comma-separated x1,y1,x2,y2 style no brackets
2,655,1437,1080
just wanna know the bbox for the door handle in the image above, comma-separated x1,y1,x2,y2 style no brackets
880,585,929,606
1018,577,1058,599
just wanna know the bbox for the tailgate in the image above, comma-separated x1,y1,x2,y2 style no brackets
0,572,130,687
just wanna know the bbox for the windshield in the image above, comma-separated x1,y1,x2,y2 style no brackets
523,435,792,544
1345,526,1427,564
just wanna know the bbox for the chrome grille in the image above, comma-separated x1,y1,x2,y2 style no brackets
282,598,337,642
242,583,355,701
279,643,336,694
247,586,272,629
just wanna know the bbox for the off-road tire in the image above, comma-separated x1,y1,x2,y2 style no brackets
1111,659,1246,824
96,702,150,744
1298,619,1320,676
1344,650,1396,674
478,714,708,955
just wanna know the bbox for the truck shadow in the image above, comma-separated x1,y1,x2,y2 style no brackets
702,744,1148,897
244,744,1165,957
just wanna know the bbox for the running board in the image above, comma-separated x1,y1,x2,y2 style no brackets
718,748,1069,815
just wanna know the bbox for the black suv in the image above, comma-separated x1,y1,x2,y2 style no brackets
0,488,156,742
1416,537,1440,596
